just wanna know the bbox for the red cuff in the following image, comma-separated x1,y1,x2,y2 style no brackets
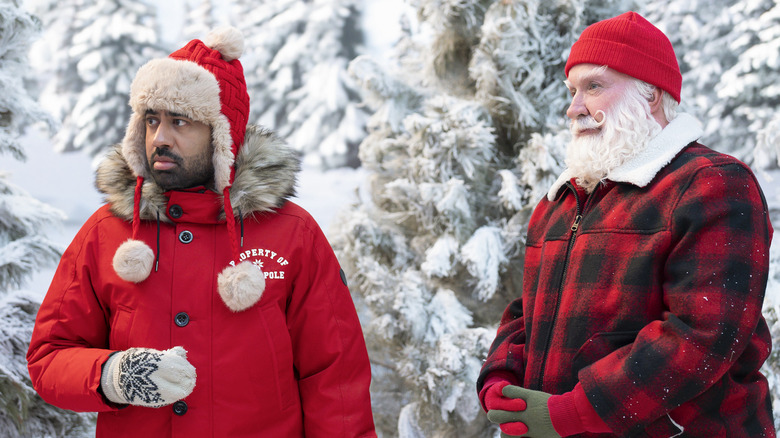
572,382,611,433
548,383,611,436
478,371,519,412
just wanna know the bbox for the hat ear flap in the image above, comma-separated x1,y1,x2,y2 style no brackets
121,112,150,179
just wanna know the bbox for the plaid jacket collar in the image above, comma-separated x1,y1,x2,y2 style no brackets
547,113,704,201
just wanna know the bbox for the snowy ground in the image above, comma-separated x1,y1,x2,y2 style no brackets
4,128,365,301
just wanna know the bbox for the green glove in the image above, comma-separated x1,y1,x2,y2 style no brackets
487,385,560,438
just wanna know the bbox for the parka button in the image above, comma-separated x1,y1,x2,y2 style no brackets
172,401,188,416
169,205,183,219
174,312,189,327
178,230,193,244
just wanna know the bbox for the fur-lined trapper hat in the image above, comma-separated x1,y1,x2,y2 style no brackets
113,26,265,312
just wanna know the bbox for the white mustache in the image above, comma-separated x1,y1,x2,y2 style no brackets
570,112,605,135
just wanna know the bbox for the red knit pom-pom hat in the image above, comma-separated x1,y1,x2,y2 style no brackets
565,11,682,103
113,26,266,312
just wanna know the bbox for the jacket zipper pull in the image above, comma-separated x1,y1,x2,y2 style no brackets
571,215,583,232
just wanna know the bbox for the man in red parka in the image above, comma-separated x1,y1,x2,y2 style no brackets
27,26,376,437
477,11,775,437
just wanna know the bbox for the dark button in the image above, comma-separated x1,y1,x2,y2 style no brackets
174,312,189,327
169,205,183,219
172,401,188,416
179,230,193,244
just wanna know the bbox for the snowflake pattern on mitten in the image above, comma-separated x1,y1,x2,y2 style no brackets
118,350,164,405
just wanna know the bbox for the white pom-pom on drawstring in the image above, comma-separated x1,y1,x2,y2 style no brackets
113,239,155,283
217,261,266,312
203,26,244,62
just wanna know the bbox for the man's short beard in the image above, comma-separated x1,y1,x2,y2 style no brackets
565,83,663,192
149,147,215,191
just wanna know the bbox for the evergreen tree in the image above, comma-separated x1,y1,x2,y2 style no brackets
183,0,217,41
332,0,632,435
0,1,95,435
29,0,165,158
643,1,780,428
233,0,367,168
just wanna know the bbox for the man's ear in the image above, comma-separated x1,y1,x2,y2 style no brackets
648,87,668,127
648,87,663,111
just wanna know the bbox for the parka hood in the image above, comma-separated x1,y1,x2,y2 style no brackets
96,125,301,222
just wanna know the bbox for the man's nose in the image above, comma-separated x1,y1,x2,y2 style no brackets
566,93,587,120
151,122,172,148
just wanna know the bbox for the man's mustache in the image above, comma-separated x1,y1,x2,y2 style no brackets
151,148,182,164
570,112,606,134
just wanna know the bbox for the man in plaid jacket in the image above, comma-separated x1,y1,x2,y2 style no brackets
477,11,776,437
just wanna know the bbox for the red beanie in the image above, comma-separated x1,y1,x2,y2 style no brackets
565,11,682,103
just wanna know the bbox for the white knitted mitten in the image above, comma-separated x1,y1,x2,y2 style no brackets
101,346,196,407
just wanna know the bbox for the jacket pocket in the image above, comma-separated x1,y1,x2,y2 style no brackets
257,304,296,410
572,330,638,377
108,306,134,350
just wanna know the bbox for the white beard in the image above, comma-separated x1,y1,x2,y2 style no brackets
565,86,663,193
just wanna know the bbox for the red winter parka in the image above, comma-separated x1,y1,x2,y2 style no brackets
478,114,775,437
27,126,376,437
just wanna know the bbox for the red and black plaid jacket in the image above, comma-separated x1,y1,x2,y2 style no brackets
479,142,775,437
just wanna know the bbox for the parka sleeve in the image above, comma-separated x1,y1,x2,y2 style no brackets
476,297,526,392
578,162,773,436
285,216,376,438
26,217,118,412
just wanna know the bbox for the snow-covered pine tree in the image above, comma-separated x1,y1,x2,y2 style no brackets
182,0,217,41
643,1,780,428
0,1,95,435
332,0,632,435
233,0,367,168
28,0,164,158
642,0,780,165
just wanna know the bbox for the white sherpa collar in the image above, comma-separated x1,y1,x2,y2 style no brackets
547,113,703,200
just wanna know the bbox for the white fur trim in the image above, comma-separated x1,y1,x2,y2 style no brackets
203,26,244,62
547,168,576,201
217,261,266,312
608,113,703,187
547,113,703,200
113,239,154,283
121,57,235,191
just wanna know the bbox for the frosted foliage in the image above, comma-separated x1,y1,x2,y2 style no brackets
332,1,626,435
29,0,162,157
393,270,434,342
397,402,426,438
0,2,55,160
755,115,780,171
183,0,216,40
763,240,780,430
461,226,508,301
0,179,64,290
425,289,473,343
235,0,367,168
471,0,584,134
421,235,460,278
1,3,91,435
348,55,424,133
643,0,780,164
0,292,96,437
517,128,568,203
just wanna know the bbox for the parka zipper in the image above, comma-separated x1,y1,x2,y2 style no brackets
536,182,595,391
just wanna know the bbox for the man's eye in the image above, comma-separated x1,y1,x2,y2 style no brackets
173,119,187,126
588,82,601,90
146,117,159,126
